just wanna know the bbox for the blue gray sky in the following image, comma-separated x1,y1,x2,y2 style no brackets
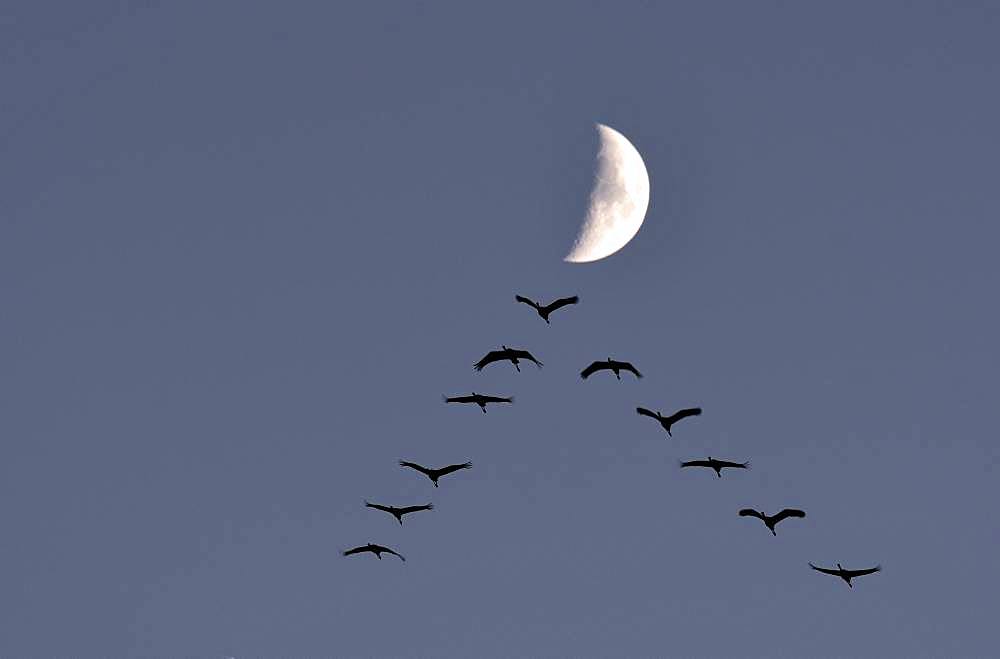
2,2,998,657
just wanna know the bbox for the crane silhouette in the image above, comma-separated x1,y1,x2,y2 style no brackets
473,345,543,372
342,543,405,562
739,508,806,535
443,392,513,413
680,456,749,478
580,358,642,380
809,562,882,588
364,501,434,525
636,406,701,436
399,460,472,487
515,294,579,323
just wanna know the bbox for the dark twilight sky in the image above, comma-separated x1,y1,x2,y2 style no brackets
2,2,998,657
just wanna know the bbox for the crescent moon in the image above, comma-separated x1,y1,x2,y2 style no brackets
564,124,650,263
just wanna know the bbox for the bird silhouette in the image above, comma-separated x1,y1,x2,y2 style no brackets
580,358,642,380
680,456,749,478
809,562,882,588
636,406,701,436
515,294,579,324
342,543,405,562
399,460,472,487
739,508,806,535
473,346,543,372
364,501,434,525
443,392,513,413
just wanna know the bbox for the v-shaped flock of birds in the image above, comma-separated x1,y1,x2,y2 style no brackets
344,294,881,588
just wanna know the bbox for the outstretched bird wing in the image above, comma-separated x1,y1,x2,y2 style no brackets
844,565,882,578
541,295,579,314
437,461,473,476
474,350,505,371
399,460,432,477
716,460,750,470
364,501,395,515
509,349,543,367
580,361,609,379
479,395,513,404
739,508,765,521
681,460,713,469
618,361,643,378
444,394,474,404
664,407,702,424
381,547,405,562
636,407,659,419
342,545,371,557
369,544,406,562
773,508,806,522
398,504,434,515
808,562,842,577
515,294,541,310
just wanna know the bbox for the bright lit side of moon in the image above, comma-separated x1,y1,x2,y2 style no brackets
564,123,650,263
